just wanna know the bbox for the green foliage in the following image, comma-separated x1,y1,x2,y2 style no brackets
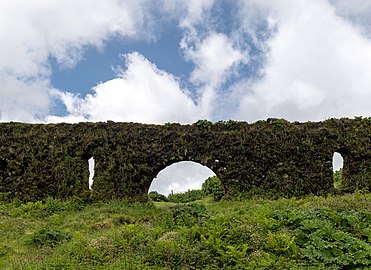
148,191,168,202
11,198,22,207
45,197,65,214
195,119,212,129
0,192,9,202
26,227,72,247
1,193,371,269
266,118,290,124
10,200,48,218
202,176,224,201
272,208,371,268
265,231,298,257
66,196,85,211
225,120,238,126
1,119,371,202
171,203,208,227
168,189,205,203
20,201,45,212
0,245,12,257
333,168,343,190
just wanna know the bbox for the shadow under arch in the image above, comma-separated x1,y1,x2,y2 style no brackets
149,161,217,196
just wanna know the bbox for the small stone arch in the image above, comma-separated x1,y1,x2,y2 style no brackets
88,157,95,190
332,151,344,189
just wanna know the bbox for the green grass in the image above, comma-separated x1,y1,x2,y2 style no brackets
1,192,371,269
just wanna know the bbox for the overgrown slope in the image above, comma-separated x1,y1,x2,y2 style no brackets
1,192,371,269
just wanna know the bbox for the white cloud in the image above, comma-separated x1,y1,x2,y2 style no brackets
0,0,223,123
3,0,371,125
234,0,371,122
180,32,248,118
48,52,202,124
0,0,151,75
0,0,156,122
330,0,371,35
183,33,248,86
162,0,214,29
0,75,50,122
331,0,371,15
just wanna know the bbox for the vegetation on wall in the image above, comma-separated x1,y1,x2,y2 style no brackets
0,117,370,202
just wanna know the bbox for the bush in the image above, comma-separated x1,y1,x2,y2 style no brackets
202,176,224,201
26,227,72,247
171,203,208,227
271,209,371,268
14,200,47,217
66,196,85,211
45,197,65,214
168,189,205,203
149,191,168,202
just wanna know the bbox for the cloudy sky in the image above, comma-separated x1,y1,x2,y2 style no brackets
2,0,369,194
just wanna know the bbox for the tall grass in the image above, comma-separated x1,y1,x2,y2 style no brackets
0,192,371,269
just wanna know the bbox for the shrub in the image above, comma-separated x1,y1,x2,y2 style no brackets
26,227,72,247
168,189,204,203
271,209,371,268
171,203,208,227
22,201,45,210
66,196,85,211
148,191,168,202
202,176,224,201
15,200,47,217
45,197,65,214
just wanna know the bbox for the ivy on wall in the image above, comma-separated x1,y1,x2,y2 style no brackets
0,118,370,202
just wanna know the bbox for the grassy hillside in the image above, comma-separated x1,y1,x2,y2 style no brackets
1,192,371,269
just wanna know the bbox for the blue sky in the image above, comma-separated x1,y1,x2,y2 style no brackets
50,25,192,96
4,0,371,124
0,0,369,193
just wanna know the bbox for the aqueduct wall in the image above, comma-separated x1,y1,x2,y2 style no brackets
0,118,370,202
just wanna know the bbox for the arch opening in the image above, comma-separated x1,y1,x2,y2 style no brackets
88,157,95,190
333,152,344,189
148,161,222,201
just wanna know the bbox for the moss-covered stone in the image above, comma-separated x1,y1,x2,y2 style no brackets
0,118,370,202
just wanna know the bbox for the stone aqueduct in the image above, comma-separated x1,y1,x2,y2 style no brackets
0,118,370,202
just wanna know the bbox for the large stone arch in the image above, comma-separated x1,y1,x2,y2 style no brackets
0,118,370,202
146,156,220,194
